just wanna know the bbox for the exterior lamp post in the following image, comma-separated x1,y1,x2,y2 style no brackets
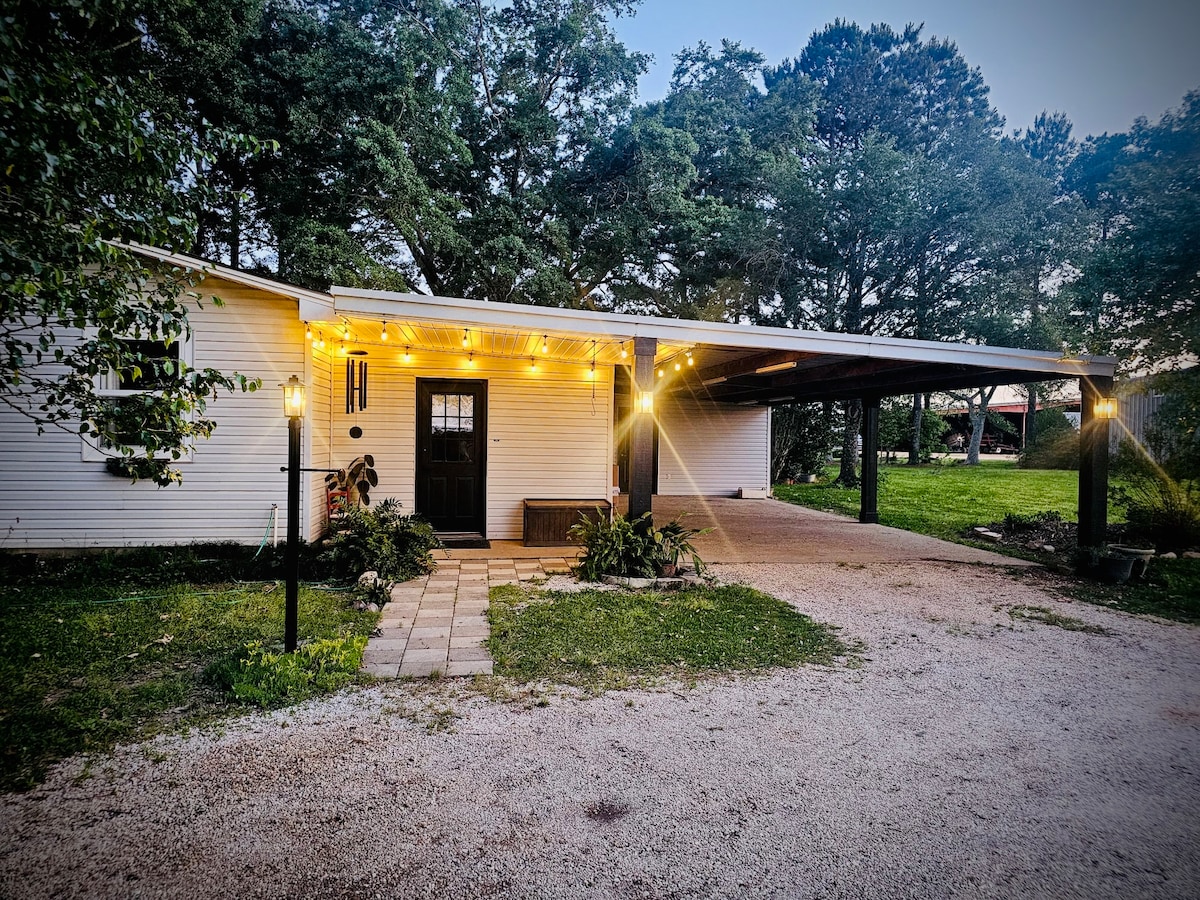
281,375,306,652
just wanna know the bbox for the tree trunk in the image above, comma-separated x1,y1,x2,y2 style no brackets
1024,385,1037,449
963,386,997,466
836,400,862,486
907,393,923,465
229,192,241,270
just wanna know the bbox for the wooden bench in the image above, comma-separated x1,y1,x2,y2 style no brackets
523,499,612,547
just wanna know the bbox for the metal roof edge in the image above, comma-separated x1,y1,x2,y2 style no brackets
331,286,1117,379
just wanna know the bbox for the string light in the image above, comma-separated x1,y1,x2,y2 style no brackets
686,351,694,366
462,328,470,348
338,342,347,356
657,369,664,378
530,357,537,372
541,335,549,354
674,360,682,371
403,346,411,363
467,351,475,367
380,321,388,341
317,332,325,349
620,345,628,359
342,322,350,340
304,322,312,341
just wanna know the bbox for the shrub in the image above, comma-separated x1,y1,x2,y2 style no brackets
314,498,440,582
225,635,368,707
1018,429,1079,470
1119,477,1200,552
569,511,707,581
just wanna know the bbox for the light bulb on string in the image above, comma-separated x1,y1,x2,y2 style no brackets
342,323,350,340
380,322,388,341
403,346,411,363
620,344,628,359
657,369,664,378
462,328,470,348
674,360,682,371
304,322,312,341
541,335,549,354
467,351,475,367
686,351,694,366
530,357,537,372
317,332,325,349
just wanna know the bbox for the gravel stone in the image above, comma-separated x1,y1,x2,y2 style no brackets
2,561,1197,899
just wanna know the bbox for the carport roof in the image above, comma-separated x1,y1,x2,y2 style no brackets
125,244,1117,405
332,285,1117,404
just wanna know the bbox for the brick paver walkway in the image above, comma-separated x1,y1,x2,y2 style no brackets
360,556,572,678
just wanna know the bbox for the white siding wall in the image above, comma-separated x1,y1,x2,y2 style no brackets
656,395,770,496
321,350,612,540
0,279,307,549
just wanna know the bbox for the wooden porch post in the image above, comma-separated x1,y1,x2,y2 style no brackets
1078,375,1114,548
860,395,880,524
629,336,658,522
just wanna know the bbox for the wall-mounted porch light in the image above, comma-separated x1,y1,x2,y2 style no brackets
638,390,654,414
1093,397,1118,419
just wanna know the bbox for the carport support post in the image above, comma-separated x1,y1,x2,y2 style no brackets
629,337,658,522
1078,375,1114,549
860,395,880,524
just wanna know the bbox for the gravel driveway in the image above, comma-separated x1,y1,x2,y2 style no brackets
2,561,1198,900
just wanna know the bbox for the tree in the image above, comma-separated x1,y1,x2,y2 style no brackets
0,0,259,485
1068,92,1200,368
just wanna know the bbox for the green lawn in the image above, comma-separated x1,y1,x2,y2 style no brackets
0,554,377,791
773,460,1083,540
486,582,848,691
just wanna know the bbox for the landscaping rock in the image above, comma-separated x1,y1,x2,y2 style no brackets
358,571,380,589
600,574,687,590
1042,545,1055,554
1183,551,1200,559
366,603,381,613
1160,552,1178,560
977,531,1002,543
1024,541,1042,551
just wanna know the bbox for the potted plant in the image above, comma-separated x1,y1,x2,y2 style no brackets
652,518,710,576
325,455,379,508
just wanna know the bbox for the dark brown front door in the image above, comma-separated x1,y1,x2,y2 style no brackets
416,379,487,535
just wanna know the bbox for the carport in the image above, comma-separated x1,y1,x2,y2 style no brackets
613,323,1116,549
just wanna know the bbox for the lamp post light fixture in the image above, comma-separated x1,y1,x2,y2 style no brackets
280,375,306,652
1093,397,1118,419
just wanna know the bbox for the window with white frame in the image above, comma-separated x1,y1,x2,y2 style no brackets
81,334,196,462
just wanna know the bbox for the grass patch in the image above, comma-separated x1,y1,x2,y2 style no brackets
486,583,847,691
774,461,1085,541
1056,558,1200,624
1005,604,1110,634
0,571,377,792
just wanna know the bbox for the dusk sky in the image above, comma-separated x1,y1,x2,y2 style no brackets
609,0,1200,138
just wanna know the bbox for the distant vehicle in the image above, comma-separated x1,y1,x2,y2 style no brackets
977,433,1019,454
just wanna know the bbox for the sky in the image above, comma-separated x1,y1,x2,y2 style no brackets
608,0,1200,138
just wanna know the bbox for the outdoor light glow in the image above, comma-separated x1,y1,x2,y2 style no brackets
657,369,664,378
462,328,470,348
317,333,325,349
403,346,411,362
687,352,694,366
280,375,306,418
638,390,653,414
674,361,682,371
468,351,475,366
542,335,549,354
380,322,388,341
530,357,537,371
342,323,350,340
304,322,312,341
1094,397,1118,419
621,347,628,358
338,343,347,356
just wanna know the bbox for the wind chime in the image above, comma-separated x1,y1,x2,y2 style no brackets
346,352,368,438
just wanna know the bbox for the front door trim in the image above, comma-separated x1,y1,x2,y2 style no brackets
415,378,488,536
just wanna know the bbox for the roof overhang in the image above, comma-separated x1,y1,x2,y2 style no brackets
119,245,1117,405
332,285,1117,404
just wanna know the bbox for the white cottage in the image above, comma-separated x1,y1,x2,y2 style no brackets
0,245,1119,550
